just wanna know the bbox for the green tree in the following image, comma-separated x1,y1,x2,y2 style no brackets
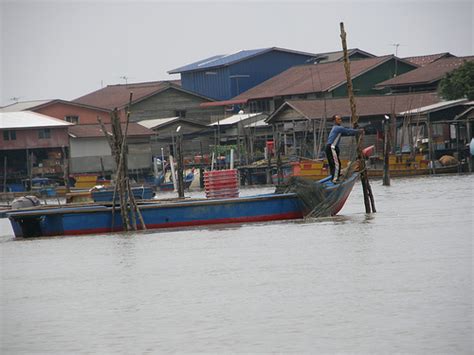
439,60,474,100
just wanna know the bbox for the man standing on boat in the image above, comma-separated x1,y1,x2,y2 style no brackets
325,114,362,183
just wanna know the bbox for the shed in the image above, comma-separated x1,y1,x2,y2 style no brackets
68,123,154,174
137,117,211,157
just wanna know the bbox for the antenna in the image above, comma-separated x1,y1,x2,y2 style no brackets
390,43,404,77
120,76,129,84
390,43,402,57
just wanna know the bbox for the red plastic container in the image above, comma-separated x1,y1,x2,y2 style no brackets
204,169,239,199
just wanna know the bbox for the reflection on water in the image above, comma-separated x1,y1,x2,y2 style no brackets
0,174,472,353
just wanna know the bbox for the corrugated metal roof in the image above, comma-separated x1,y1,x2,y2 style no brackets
209,112,261,126
0,100,54,112
68,123,153,138
267,92,442,123
73,80,182,110
308,48,376,63
233,56,398,100
0,111,72,129
168,47,317,74
169,49,269,73
376,56,474,87
200,99,248,108
137,117,180,130
403,52,454,67
398,98,468,115
244,119,268,128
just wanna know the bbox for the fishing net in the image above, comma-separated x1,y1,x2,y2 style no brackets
274,135,360,218
275,176,327,214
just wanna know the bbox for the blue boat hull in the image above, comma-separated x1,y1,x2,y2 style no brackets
8,174,357,238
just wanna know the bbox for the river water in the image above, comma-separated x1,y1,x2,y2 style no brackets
1,174,472,354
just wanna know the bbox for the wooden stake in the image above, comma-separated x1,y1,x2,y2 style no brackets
61,146,70,193
3,156,7,193
382,116,391,186
340,22,376,213
176,132,185,198
98,93,146,232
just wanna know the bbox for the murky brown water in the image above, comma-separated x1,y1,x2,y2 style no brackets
1,174,472,353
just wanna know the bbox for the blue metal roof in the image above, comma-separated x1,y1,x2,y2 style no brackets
169,47,297,74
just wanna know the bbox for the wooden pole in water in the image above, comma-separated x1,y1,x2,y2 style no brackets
427,113,436,174
169,155,177,190
3,156,7,193
382,116,391,186
61,146,70,193
340,22,376,213
176,130,185,198
276,133,283,185
98,93,146,231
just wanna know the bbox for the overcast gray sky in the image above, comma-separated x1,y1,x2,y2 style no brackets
1,0,472,106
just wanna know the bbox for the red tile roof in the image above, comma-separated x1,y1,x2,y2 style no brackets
68,123,153,138
403,52,454,66
268,92,441,122
73,80,182,110
377,56,474,88
234,56,405,100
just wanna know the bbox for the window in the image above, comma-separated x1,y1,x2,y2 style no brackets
65,115,79,124
175,110,186,118
38,128,51,139
3,130,16,140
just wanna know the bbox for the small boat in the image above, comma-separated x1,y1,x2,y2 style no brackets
6,172,358,238
155,171,195,192
91,186,155,202
366,153,463,177
65,186,155,204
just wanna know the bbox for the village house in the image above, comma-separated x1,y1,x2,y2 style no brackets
304,48,376,64
403,52,456,67
73,80,225,159
0,99,111,124
376,56,474,94
398,99,473,166
207,112,270,164
73,80,222,125
0,111,72,190
206,55,418,116
265,92,442,159
137,116,212,157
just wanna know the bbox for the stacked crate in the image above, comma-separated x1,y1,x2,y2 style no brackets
204,169,239,199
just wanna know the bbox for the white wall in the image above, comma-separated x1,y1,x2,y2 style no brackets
70,138,111,157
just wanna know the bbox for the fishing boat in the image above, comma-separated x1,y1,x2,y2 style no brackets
7,172,358,238
365,153,463,177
